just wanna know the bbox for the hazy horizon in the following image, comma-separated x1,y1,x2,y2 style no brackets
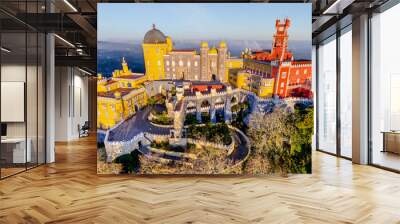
98,39,311,52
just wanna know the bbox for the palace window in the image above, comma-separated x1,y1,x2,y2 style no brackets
187,61,191,67
194,61,198,67
179,60,183,66
158,60,161,66
296,70,299,75
281,72,287,78
304,69,308,74
166,61,170,66
172,61,175,67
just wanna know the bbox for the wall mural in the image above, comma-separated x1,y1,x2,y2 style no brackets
97,3,313,175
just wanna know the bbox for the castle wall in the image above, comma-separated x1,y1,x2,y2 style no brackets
163,52,200,80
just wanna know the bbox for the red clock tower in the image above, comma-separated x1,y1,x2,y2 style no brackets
271,18,292,62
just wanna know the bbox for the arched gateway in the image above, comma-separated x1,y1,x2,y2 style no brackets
181,87,244,123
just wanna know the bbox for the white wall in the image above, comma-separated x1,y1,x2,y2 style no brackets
1,63,46,164
1,64,41,138
54,67,89,141
1,64,26,138
55,66,69,141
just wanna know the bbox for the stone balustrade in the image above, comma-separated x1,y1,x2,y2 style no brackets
187,137,235,154
104,132,145,162
104,131,170,162
284,97,313,103
148,147,197,160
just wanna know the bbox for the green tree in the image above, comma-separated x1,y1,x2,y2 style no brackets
148,96,157,106
170,86,177,96
201,113,210,123
187,123,232,145
185,114,198,125
114,150,141,173
245,105,313,175
231,102,250,130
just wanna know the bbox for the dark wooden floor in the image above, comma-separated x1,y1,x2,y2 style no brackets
0,135,399,223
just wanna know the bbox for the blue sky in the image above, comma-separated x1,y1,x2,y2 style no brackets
98,3,311,42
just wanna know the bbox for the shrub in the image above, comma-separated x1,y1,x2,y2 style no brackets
97,146,107,162
151,112,173,125
151,141,186,153
201,113,210,123
187,123,232,145
184,113,198,125
113,150,141,174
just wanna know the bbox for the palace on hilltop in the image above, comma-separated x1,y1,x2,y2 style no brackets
97,19,313,130
142,24,243,83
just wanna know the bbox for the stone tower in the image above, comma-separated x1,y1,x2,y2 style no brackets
217,41,227,82
271,18,290,62
142,24,170,80
200,41,209,81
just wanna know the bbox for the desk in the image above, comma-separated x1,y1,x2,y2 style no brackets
1,138,31,163
382,131,400,154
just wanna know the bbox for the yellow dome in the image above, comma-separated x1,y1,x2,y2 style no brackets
209,48,218,54
219,41,227,48
201,41,208,48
